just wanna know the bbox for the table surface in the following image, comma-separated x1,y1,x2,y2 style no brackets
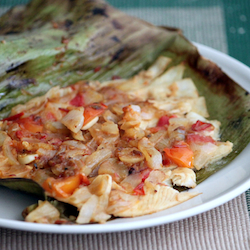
0,0,250,249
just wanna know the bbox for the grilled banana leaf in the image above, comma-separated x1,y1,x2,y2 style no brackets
0,0,178,119
0,0,250,220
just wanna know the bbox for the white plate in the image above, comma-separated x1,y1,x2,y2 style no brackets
0,43,250,234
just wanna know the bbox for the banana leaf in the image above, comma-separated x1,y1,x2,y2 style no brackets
0,0,250,221
0,0,178,119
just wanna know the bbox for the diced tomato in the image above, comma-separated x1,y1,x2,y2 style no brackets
43,174,82,198
17,116,43,133
191,120,214,131
15,130,24,139
133,168,151,196
163,146,194,168
83,103,107,125
52,175,81,198
157,115,177,127
148,115,177,133
133,182,145,195
40,133,48,141
162,158,171,166
2,112,24,121
70,93,85,107
186,133,215,144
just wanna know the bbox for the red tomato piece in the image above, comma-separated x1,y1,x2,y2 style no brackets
133,182,145,195
15,130,24,139
40,134,48,141
43,174,82,198
83,103,107,125
2,112,24,121
133,168,151,196
157,115,177,127
163,147,194,168
149,115,177,133
70,93,85,107
162,158,171,166
186,134,215,144
17,116,43,133
191,120,214,131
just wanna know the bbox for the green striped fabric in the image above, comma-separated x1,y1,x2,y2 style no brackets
246,189,250,215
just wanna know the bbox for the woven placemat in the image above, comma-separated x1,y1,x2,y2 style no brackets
0,194,249,250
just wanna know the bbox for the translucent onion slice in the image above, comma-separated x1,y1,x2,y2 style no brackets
61,107,84,133
138,137,162,169
25,201,60,224
17,154,38,165
3,136,19,165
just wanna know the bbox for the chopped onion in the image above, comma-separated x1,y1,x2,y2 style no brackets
98,158,128,183
0,131,8,147
101,121,119,135
17,154,38,165
120,172,143,193
76,195,98,224
45,86,73,101
171,167,196,188
62,140,89,149
11,95,46,117
81,116,99,130
76,175,112,224
88,174,112,196
50,121,67,130
138,137,162,169
130,105,141,113
146,170,167,184
82,88,103,105
71,130,85,141
191,141,233,170
140,111,154,120
25,201,60,224
61,107,84,133
81,148,112,176
103,110,119,123
65,186,92,208
117,147,144,164
3,136,19,165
